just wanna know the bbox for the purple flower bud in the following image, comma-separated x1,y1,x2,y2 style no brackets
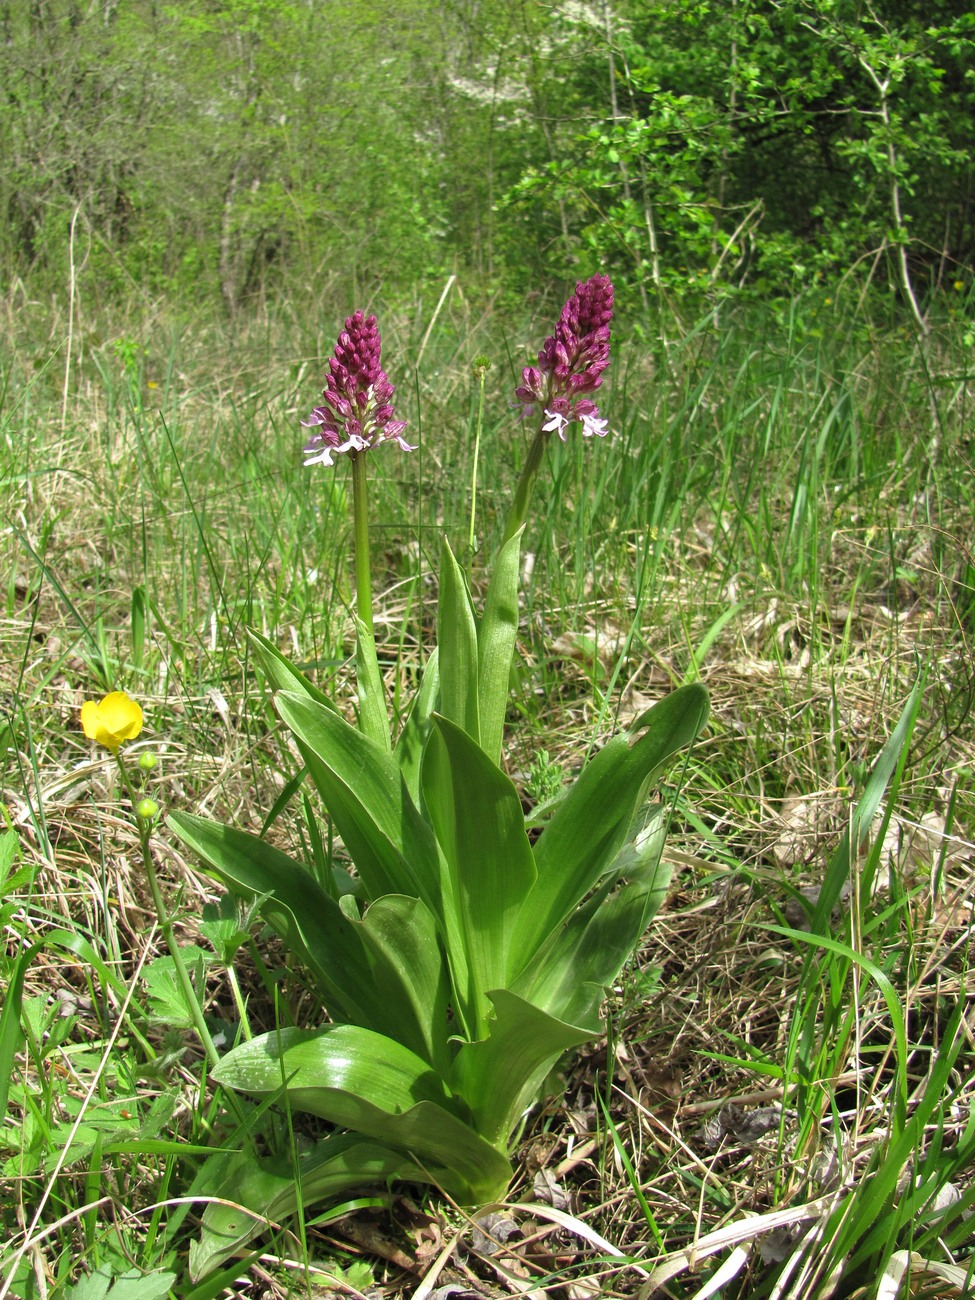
516,274,614,437
302,311,414,467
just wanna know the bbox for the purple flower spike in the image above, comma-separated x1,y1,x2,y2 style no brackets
302,311,414,467
515,274,614,437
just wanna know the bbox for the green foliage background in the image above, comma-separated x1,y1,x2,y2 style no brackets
2,0,973,312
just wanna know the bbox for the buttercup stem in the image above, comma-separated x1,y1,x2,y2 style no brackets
224,963,253,1041
114,755,221,1071
351,450,374,639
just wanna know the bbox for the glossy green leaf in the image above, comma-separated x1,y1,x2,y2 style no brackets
190,1136,434,1279
213,1024,451,1111
247,627,337,711
354,613,392,753
274,690,443,907
477,527,523,765
212,1025,511,1203
168,812,397,1039
513,808,672,1026
394,647,440,804
512,683,708,967
450,989,593,1145
421,713,536,1029
437,537,479,742
358,894,451,1073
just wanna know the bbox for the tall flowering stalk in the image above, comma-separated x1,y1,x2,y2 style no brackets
504,274,614,544
302,311,412,748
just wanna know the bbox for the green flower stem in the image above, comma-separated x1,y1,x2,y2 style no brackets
468,365,488,556
502,418,548,546
351,449,374,639
114,755,221,1072
224,962,253,1041
349,447,392,749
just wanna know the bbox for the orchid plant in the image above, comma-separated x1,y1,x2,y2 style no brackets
169,280,709,1277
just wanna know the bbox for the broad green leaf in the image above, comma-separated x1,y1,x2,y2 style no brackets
358,895,451,1073
421,714,536,1029
0,828,21,880
513,810,672,1025
437,537,479,743
450,989,593,1146
212,1024,452,1111
394,647,440,804
65,1266,177,1300
477,527,523,765
272,691,474,1042
212,1025,511,1203
168,812,405,1039
274,691,443,907
512,684,708,968
354,613,392,753
189,1136,434,1279
247,627,337,711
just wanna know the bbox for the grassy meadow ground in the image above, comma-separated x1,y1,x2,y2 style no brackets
0,278,973,1298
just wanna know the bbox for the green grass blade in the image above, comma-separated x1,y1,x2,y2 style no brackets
0,941,42,1122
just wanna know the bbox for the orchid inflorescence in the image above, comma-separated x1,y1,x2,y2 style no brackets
515,272,613,440
301,310,414,467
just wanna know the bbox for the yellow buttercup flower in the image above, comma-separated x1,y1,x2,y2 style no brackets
81,691,144,751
